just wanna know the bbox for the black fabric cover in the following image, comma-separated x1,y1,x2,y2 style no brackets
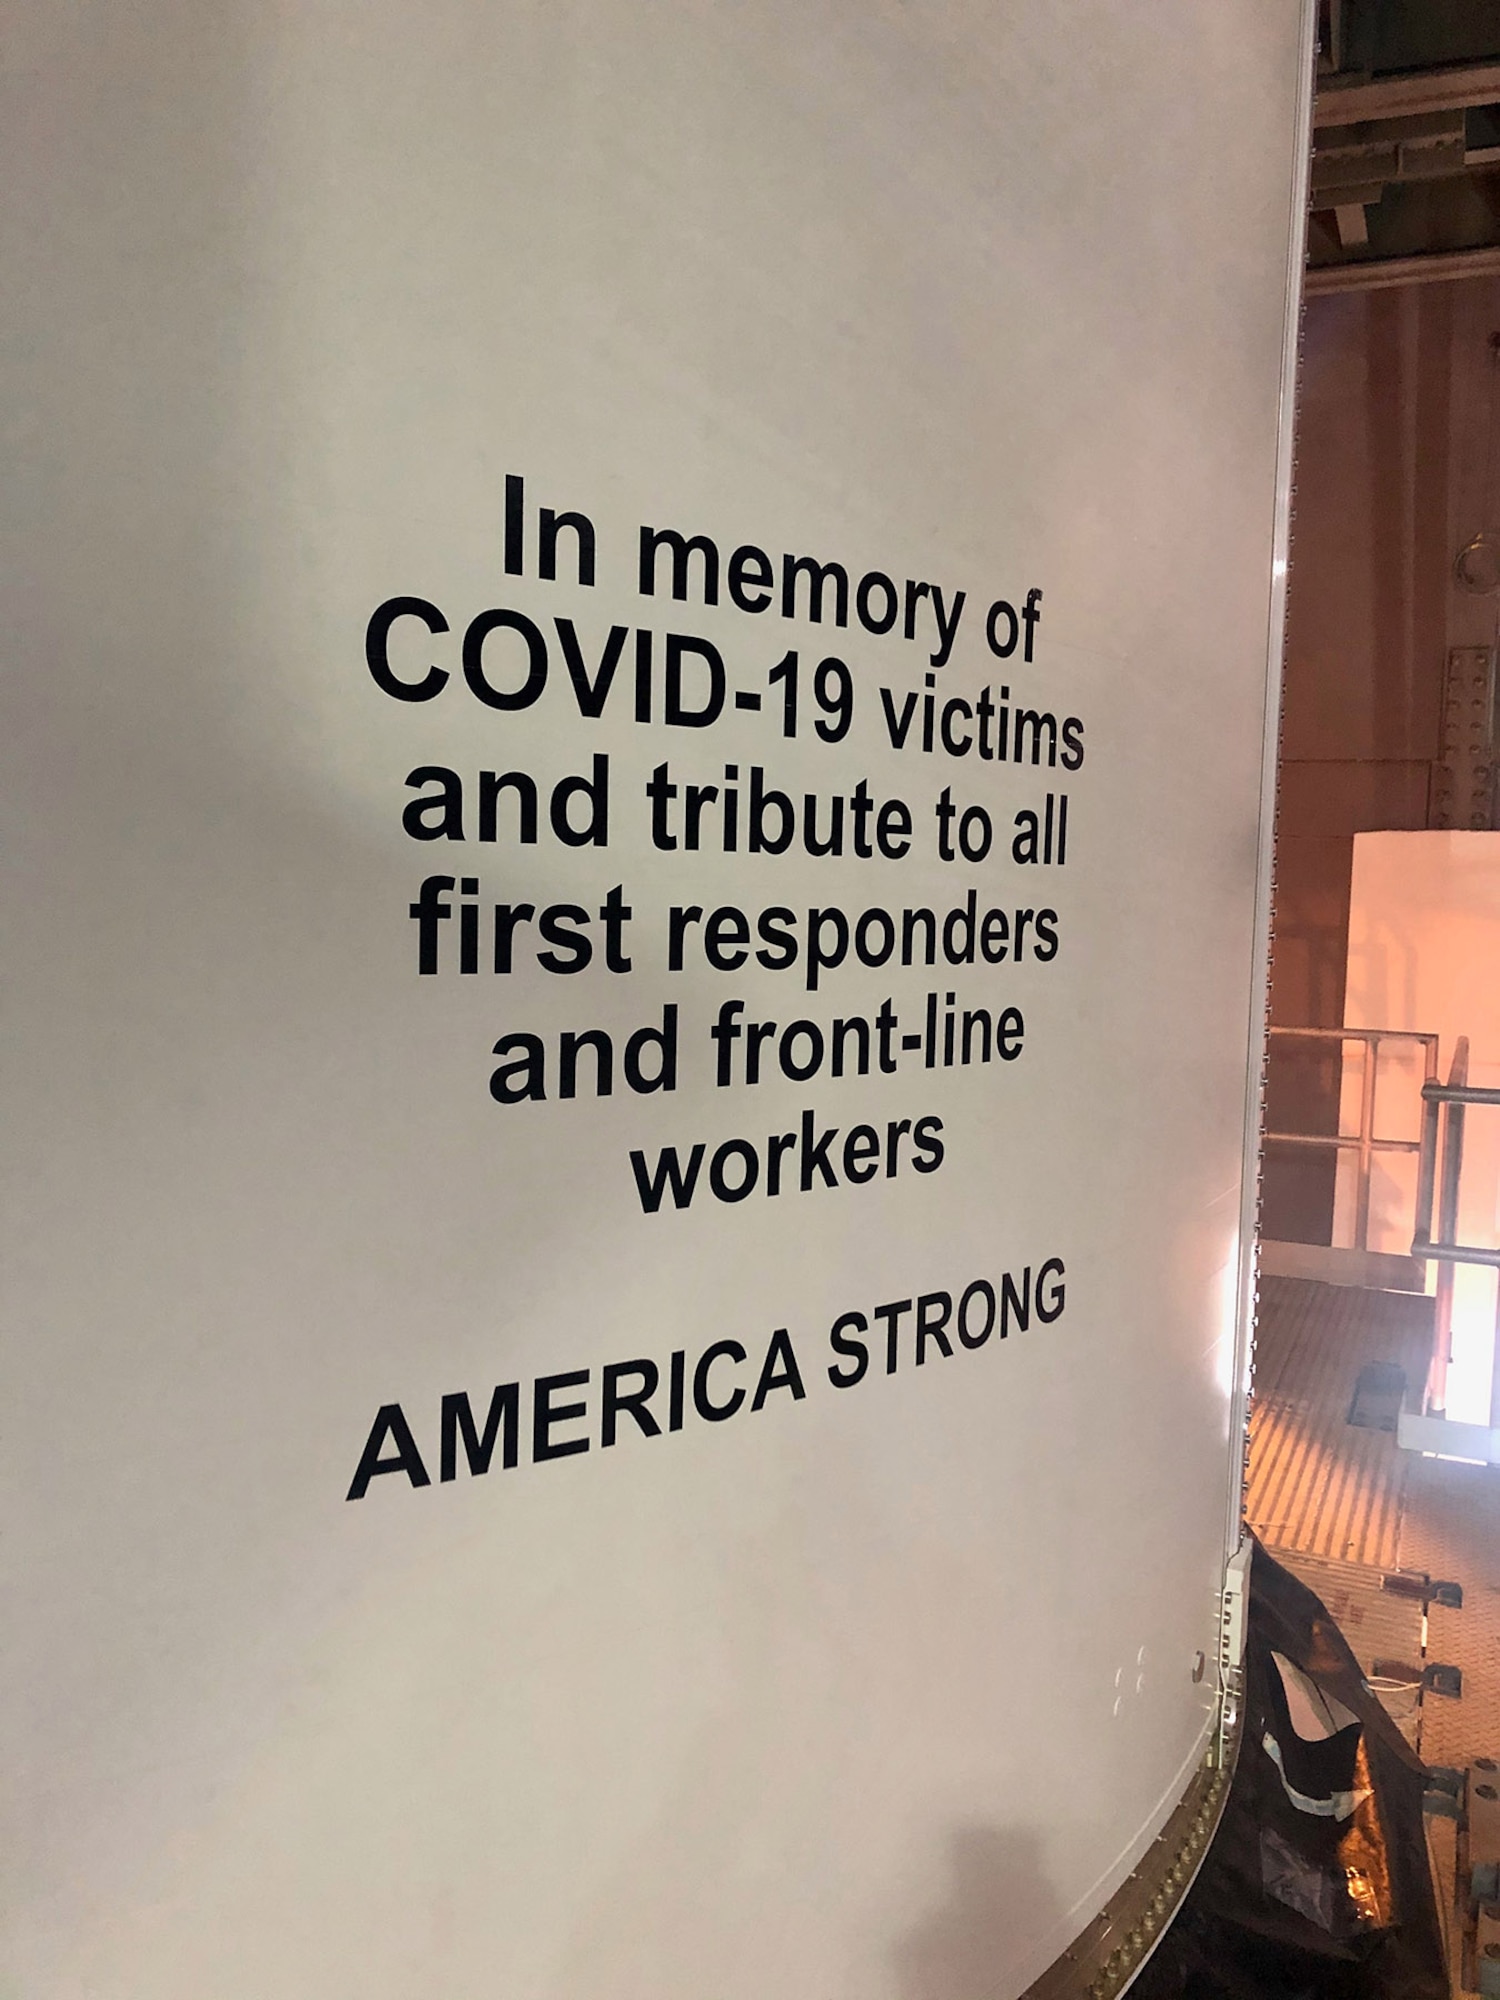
1131,1537,1447,2000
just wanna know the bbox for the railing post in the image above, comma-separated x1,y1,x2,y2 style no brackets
1412,1092,1440,1253
1425,1038,1470,1417
1354,1033,1378,1252
1439,1041,1470,1258
1429,1249,1454,1416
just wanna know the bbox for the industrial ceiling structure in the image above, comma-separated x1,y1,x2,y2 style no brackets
1309,0,1500,293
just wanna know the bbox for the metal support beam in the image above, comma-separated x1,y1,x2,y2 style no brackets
1333,201,1370,247
1306,245,1500,294
1315,61,1500,128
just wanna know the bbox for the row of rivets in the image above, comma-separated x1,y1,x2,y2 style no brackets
1084,1767,1228,1998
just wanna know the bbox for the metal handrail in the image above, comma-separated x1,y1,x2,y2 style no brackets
1413,1038,1500,1274
1422,1244,1500,1272
1264,1027,1500,1423
1265,1027,1439,1250
1409,1038,1500,1418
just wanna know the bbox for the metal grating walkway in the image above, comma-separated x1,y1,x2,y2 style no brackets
1247,1272,1500,1774
1246,1275,1434,1567
1398,1453,1500,1772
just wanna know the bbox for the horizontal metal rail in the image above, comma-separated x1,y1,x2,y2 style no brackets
1266,1028,1438,1043
1417,1244,1500,1269
1422,1083,1500,1108
1266,1133,1422,1152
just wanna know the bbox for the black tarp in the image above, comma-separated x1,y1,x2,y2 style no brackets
1132,1537,1447,2000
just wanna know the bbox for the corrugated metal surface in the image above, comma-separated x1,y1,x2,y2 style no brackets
1244,1274,1500,1782
1246,1275,1434,1567
1398,1452,1500,1771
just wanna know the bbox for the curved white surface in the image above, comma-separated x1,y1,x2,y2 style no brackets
2,5,1308,1994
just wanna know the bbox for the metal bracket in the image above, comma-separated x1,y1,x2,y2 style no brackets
1216,1539,1253,1764
1429,645,1496,830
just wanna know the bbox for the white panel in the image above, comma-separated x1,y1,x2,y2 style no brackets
2,5,1307,1994
1344,830,1500,1424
